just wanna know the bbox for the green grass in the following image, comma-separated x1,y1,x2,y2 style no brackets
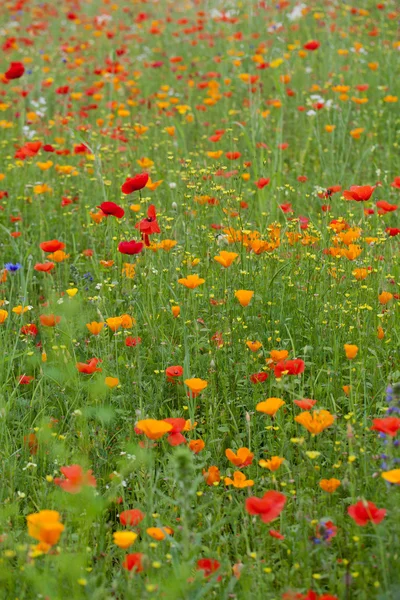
0,0,399,598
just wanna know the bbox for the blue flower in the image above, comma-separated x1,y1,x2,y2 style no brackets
5,263,22,272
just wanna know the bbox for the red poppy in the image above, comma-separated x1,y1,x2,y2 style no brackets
376,200,397,214
19,375,34,385
370,417,400,437
24,433,38,455
386,228,400,237
196,558,221,578
303,40,320,51
280,203,293,213
299,216,309,230
40,240,65,252
15,141,42,160
163,418,186,446
318,185,341,199
20,324,38,336
390,176,400,189
135,204,160,246
97,201,125,218
283,593,338,600
348,500,386,526
165,365,183,382
297,176,308,182
245,490,286,523
74,143,89,154
225,151,241,160
269,529,285,540
119,508,145,526
76,358,102,374
250,372,269,384
125,336,142,347
123,553,144,572
54,465,96,494
255,177,270,189
294,399,317,410
5,61,25,80
211,331,224,347
118,240,144,255
343,185,375,202
274,359,305,378
34,262,55,272
121,172,149,194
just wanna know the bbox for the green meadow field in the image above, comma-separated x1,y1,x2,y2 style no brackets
0,0,399,598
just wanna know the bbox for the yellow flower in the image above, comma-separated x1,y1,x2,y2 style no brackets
137,157,154,169
379,291,393,305
37,161,53,170
256,397,285,417
113,531,137,549
305,451,321,460
47,250,70,262
178,274,205,289
158,239,177,251
319,478,341,493
383,95,398,103
26,510,64,552
246,340,262,352
171,306,180,318
12,305,31,315
295,410,335,435
66,288,78,297
105,377,119,388
164,126,175,136
106,317,123,332
381,469,400,484
122,263,136,279
133,124,148,136
146,177,163,191
206,150,223,159
344,344,358,359
214,251,238,268
184,378,208,396
146,526,173,541
224,471,254,488
352,268,369,281
269,349,289,363
120,314,135,329
234,290,254,307
258,456,285,471
34,184,52,195
350,128,364,139
86,321,104,335
136,419,172,440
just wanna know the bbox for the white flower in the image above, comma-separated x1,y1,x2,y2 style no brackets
287,4,306,21
22,127,36,139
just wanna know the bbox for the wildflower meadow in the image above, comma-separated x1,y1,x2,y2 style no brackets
0,0,400,598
